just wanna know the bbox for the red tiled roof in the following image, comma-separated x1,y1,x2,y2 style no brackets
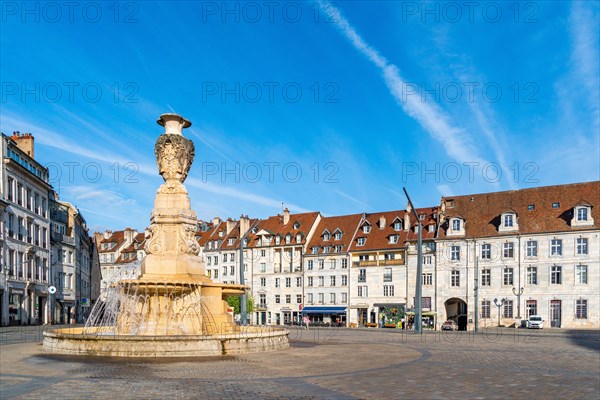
404,207,439,242
246,212,320,247
348,210,408,252
438,181,600,239
306,213,362,254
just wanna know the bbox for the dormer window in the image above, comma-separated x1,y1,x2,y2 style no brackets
334,232,342,240
389,235,399,244
323,246,331,254
448,218,465,236
393,221,402,231
363,225,371,234
428,225,435,233
419,214,425,220
312,247,319,254
572,205,593,226
218,231,224,237
323,232,330,241
293,222,300,229
275,236,281,245
285,234,291,244
228,238,235,245
296,234,302,243
499,212,518,232
334,245,342,253
357,237,366,246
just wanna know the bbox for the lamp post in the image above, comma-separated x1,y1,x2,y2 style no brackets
512,286,524,319
403,187,422,334
493,297,506,327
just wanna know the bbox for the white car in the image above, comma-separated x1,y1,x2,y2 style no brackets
527,315,544,329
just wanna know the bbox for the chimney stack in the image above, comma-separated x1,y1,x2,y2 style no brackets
11,132,35,158
239,215,250,237
226,218,236,234
404,212,410,232
283,208,290,225
379,215,386,229
213,216,221,226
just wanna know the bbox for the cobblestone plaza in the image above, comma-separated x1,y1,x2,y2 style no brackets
1,326,598,399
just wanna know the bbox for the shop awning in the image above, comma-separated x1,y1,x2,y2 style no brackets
406,311,437,317
301,306,347,314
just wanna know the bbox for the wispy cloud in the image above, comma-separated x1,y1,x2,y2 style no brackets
318,1,487,166
333,189,370,208
2,112,310,214
569,1,600,133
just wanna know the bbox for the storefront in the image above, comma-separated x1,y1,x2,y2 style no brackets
8,288,25,325
374,303,405,327
301,306,347,326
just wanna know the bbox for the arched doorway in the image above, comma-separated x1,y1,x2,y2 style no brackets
444,298,468,331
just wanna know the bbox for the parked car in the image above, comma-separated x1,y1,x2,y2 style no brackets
526,315,544,329
441,320,458,331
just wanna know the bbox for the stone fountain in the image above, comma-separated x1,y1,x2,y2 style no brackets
43,114,289,357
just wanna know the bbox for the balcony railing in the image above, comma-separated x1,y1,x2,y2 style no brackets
358,276,366,283
380,259,404,266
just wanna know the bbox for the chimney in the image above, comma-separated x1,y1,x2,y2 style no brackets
124,228,137,244
404,212,410,232
283,208,290,225
213,216,221,226
226,218,236,234
379,215,386,229
12,132,35,158
239,215,250,237
103,230,112,240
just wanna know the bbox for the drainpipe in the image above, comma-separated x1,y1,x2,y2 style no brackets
474,239,478,333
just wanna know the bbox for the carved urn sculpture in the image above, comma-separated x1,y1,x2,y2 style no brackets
141,113,207,280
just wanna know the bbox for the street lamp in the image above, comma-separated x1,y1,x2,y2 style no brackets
493,298,506,327
512,286,524,319
403,187,422,334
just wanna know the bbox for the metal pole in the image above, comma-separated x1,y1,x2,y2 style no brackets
403,187,422,334
239,232,247,326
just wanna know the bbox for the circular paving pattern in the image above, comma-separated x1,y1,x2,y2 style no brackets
1,327,598,399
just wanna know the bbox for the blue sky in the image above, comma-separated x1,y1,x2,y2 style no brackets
1,1,599,232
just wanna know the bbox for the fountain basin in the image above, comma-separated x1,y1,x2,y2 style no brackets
43,326,289,357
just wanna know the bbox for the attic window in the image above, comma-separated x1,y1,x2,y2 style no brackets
389,235,399,244
228,238,235,245
446,200,455,208
363,225,371,234
323,232,330,241
504,214,514,227
312,247,319,254
528,204,535,211
252,227,258,233
275,236,281,245
357,237,366,246
428,225,435,232
218,231,224,237
577,207,588,221
393,221,402,231
452,219,461,231
552,202,560,209
296,234,302,243
419,214,425,220
334,232,342,240
285,234,291,244
293,222,300,229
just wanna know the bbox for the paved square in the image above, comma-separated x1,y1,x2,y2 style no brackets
1,327,599,399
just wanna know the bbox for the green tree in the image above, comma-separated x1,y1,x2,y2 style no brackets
226,294,254,314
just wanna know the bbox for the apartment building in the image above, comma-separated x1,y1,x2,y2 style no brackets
436,181,600,330
0,133,51,325
95,228,146,298
303,213,362,325
347,211,409,326
245,210,320,325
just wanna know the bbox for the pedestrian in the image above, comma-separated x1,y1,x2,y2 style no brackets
303,316,310,330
